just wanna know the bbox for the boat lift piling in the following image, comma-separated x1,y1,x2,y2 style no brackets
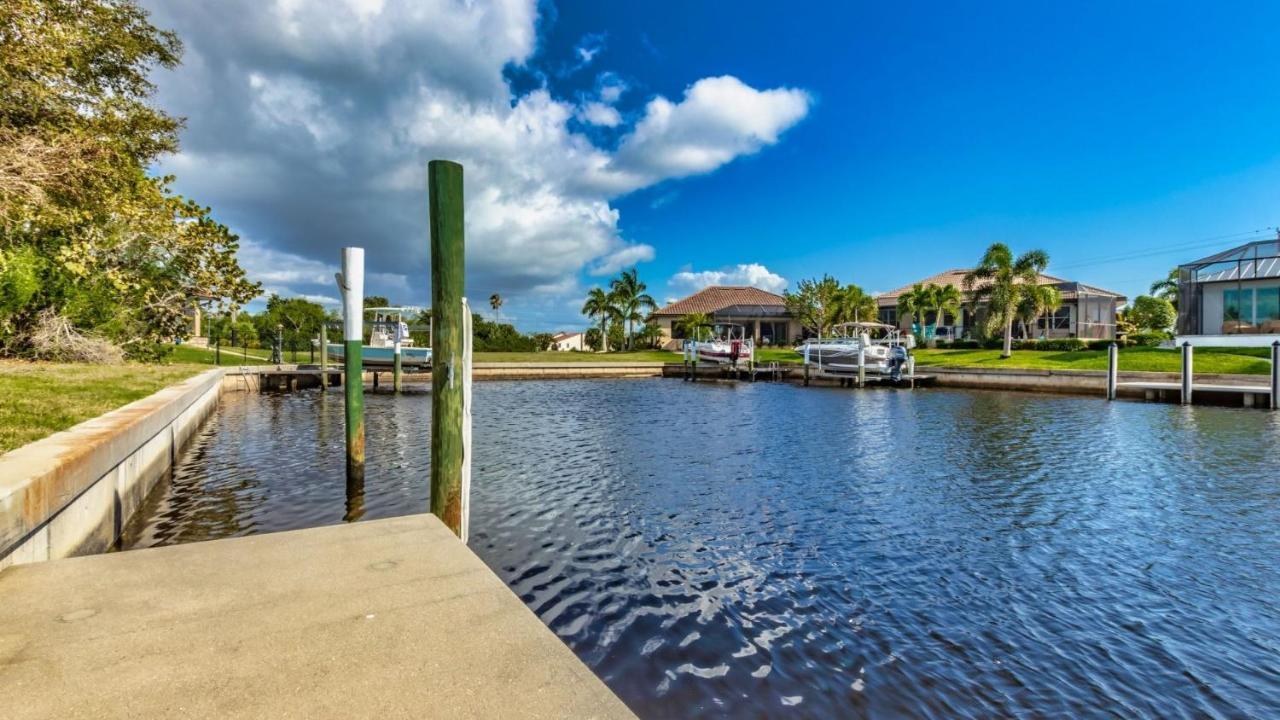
1181,342,1193,405
319,322,329,390
1273,341,1280,410
337,247,366,484
1106,342,1118,401
393,317,403,393
429,159,472,541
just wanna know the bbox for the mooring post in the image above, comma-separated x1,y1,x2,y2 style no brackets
319,322,328,390
337,247,365,484
429,159,470,540
1271,340,1279,410
691,341,698,382
803,343,811,386
857,347,866,388
1106,342,1118,401
272,324,283,365
215,336,221,365
1181,341,1193,405
393,317,403,393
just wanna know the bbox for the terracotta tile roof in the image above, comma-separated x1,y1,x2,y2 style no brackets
875,269,1124,305
551,331,583,341
653,286,787,316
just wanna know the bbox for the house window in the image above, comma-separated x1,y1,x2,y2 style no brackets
1224,289,1255,333
1257,287,1280,333
760,321,788,345
878,308,897,326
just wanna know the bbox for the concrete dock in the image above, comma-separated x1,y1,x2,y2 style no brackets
0,515,635,719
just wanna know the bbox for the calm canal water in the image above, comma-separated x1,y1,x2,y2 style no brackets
121,379,1280,718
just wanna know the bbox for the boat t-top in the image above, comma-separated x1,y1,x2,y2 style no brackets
686,322,754,368
326,307,432,369
794,321,913,375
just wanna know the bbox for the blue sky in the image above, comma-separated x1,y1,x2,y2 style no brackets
146,1,1280,327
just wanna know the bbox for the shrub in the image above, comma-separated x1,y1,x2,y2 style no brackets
949,340,982,349
1014,338,1088,352
1128,331,1168,347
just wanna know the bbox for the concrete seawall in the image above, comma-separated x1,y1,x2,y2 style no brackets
926,365,1268,398
0,368,224,569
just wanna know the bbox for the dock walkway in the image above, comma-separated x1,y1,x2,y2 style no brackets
0,515,635,719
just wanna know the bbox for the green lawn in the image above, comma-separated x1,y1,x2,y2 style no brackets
912,347,1272,375
0,361,207,453
166,343,330,366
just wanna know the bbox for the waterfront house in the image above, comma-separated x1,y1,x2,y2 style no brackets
875,269,1126,340
651,286,799,350
1174,238,1280,347
548,331,586,351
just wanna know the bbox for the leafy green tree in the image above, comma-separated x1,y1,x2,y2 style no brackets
581,287,617,352
0,0,259,359
963,243,1051,358
263,296,327,359
583,327,602,351
633,322,663,349
608,268,656,350
1150,269,1179,311
784,275,842,337
1127,295,1176,333
831,283,877,326
489,293,503,323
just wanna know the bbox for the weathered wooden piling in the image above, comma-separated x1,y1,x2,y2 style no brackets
338,247,366,483
429,159,470,540
1106,342,1118,401
319,322,329,390
1181,341,1193,405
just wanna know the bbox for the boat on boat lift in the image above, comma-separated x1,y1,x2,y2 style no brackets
794,321,913,375
685,322,754,367
326,307,432,369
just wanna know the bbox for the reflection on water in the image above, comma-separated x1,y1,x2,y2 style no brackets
121,380,1280,719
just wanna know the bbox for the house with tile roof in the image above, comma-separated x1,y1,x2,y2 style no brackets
1175,238,1280,346
650,286,799,350
547,331,586,351
875,269,1126,340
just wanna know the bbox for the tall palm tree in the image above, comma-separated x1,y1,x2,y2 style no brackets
675,312,713,342
608,268,656,350
1016,284,1062,341
897,283,932,340
963,243,1050,358
489,293,503,323
581,287,616,353
831,283,878,325
928,283,963,345
1150,268,1179,311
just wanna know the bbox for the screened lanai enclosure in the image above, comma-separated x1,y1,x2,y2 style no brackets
1177,239,1280,337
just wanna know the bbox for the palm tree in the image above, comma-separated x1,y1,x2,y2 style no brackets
1150,268,1179,311
608,268,656,350
675,312,713,342
1015,284,1062,341
831,283,878,326
963,243,1050,358
931,281,962,338
897,283,932,341
581,287,616,353
489,293,503,323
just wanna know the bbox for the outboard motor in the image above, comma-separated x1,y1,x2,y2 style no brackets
730,339,742,365
889,344,908,382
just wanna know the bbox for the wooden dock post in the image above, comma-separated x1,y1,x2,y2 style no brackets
319,322,329,390
857,347,866,388
429,159,470,540
1181,341,1193,405
1106,342,1118,401
803,343,811,386
337,248,366,483
1272,341,1279,410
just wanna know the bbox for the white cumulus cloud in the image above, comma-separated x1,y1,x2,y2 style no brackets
668,263,789,296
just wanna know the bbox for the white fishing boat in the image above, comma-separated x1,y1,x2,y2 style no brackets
794,321,913,375
685,322,754,367
326,307,431,368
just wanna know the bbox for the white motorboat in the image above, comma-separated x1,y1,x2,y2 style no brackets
326,307,432,369
685,322,754,367
794,322,913,375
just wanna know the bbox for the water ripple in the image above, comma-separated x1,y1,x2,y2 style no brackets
122,380,1280,718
